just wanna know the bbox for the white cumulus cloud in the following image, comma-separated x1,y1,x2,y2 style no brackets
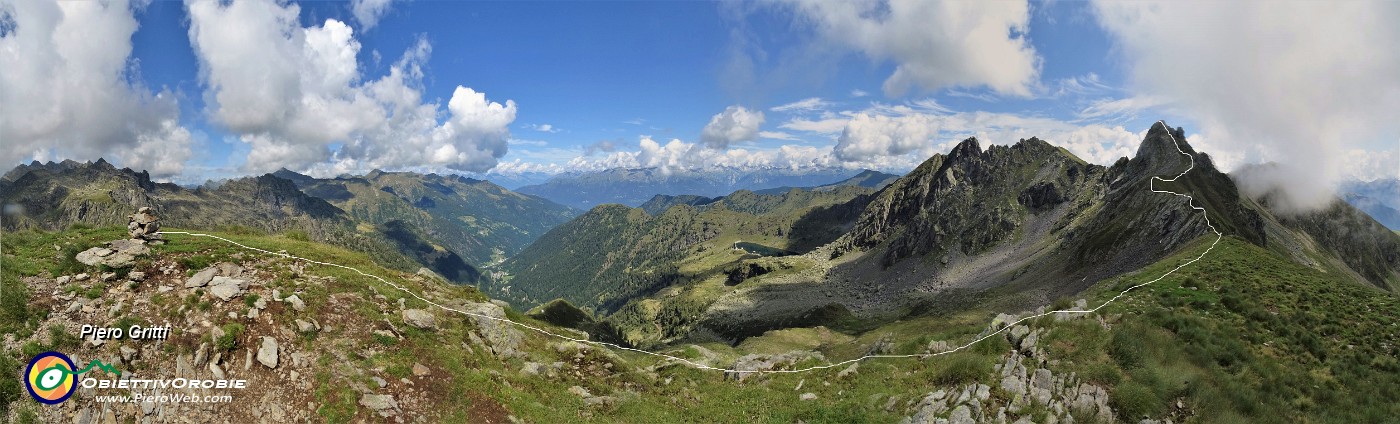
0,0,193,178
1091,0,1400,210
186,0,517,175
786,106,1146,168
700,105,765,149
773,0,1040,97
833,113,941,161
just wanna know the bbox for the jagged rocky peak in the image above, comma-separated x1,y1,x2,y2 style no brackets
3,158,97,181
947,137,982,161
1131,121,1199,175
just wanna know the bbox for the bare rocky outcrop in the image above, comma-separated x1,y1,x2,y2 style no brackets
725,350,826,382
75,238,151,269
901,303,1126,424
461,301,525,357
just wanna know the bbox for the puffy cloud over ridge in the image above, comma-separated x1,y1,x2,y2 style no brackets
186,0,516,175
1091,0,1400,210
0,0,192,178
700,105,765,149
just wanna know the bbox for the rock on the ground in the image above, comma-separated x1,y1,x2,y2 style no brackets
520,362,546,377
991,313,1019,329
460,302,523,357
1009,325,1030,344
256,337,279,368
76,239,148,269
207,276,248,301
294,319,317,333
359,394,398,417
1021,330,1040,353
402,309,437,330
927,340,952,353
948,405,974,424
800,393,817,401
185,268,219,288
837,363,859,379
412,363,430,377
84,248,115,261
284,294,306,311
567,385,616,407
108,239,149,257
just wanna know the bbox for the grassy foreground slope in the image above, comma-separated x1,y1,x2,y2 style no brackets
3,226,1396,423
1045,235,1399,422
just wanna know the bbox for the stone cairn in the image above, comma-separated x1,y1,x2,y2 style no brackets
128,207,162,242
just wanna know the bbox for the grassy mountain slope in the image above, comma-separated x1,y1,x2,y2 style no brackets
286,169,576,266
5,224,1394,423
496,186,877,315
0,161,471,284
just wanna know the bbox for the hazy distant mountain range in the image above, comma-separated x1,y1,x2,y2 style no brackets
1342,178,1400,229
515,167,891,210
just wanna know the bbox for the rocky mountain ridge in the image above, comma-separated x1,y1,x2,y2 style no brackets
0,161,474,285
501,122,1400,346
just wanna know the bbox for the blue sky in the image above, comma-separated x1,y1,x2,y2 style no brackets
3,0,1397,200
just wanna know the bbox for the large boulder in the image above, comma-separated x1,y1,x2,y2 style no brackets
402,309,437,330
75,239,148,269
461,302,523,357
207,276,248,301
359,394,398,417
